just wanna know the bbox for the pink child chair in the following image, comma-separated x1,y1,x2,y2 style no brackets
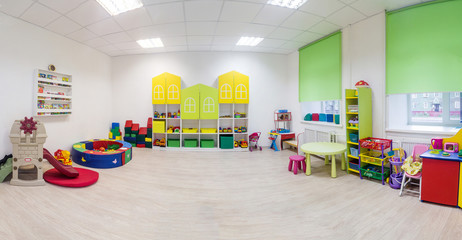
399,144,429,199
288,133,306,175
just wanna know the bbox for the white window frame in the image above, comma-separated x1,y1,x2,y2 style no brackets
235,84,247,100
153,85,164,100
220,84,232,99
203,97,215,113
167,85,179,100
184,97,196,113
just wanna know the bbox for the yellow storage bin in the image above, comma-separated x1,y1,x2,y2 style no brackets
183,128,198,133
200,128,217,133
153,121,165,133
359,151,391,165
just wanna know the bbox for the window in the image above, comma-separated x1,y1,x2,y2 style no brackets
167,85,179,100
408,92,460,126
184,97,195,113
220,84,232,99
235,84,247,99
203,97,215,113
321,100,340,114
153,85,164,100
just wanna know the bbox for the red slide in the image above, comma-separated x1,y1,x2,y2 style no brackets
43,148,79,178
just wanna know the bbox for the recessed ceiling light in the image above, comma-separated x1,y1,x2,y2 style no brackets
137,38,164,48
267,0,308,9
236,37,264,47
96,0,143,16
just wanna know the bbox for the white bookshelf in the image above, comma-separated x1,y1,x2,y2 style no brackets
152,103,249,151
34,69,72,116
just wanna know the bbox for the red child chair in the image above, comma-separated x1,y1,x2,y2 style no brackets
288,133,306,175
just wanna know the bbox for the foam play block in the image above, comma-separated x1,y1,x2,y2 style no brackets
112,122,120,129
145,142,152,148
326,114,334,122
139,127,147,135
136,144,145,148
145,138,152,142
130,134,136,138
131,123,140,132
147,128,152,135
312,113,319,121
115,136,122,141
125,127,132,135
136,135,146,142
147,118,152,128
125,120,133,128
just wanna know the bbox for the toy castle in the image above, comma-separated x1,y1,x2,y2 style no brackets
9,117,47,186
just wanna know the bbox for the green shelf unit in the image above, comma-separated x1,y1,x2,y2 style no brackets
345,88,372,174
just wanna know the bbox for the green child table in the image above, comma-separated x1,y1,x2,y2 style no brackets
300,142,346,178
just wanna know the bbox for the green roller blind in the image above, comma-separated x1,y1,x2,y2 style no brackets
386,0,462,94
299,31,342,102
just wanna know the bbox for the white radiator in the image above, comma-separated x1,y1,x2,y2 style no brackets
391,138,431,156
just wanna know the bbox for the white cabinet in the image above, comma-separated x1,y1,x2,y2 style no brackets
34,69,72,116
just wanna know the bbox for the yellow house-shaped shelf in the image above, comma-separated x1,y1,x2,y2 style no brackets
152,72,181,104
218,71,249,104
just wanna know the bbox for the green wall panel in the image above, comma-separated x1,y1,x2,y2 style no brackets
386,0,462,94
299,32,342,102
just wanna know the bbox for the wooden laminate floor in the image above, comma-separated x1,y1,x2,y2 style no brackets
0,148,461,240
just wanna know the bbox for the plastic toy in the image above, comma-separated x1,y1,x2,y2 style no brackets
234,127,238,133
234,141,239,148
388,148,406,189
431,138,443,150
154,111,159,118
355,80,370,88
168,112,172,118
444,142,459,153
239,140,248,148
54,149,72,165
159,138,166,147
269,130,279,151
234,112,241,118
249,132,262,151
9,117,47,186
0,154,12,183
348,116,358,127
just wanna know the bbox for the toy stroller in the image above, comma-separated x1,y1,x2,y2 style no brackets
249,132,262,152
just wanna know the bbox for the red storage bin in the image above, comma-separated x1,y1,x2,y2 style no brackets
359,137,392,151
312,113,319,121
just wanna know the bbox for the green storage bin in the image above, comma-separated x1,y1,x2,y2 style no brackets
200,139,214,148
167,139,180,147
220,135,234,149
360,164,390,180
184,139,198,148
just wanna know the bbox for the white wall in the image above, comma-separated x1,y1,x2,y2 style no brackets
0,12,112,156
111,52,289,143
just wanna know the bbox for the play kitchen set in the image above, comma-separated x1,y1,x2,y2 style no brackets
420,130,462,208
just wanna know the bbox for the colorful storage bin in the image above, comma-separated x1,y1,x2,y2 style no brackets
153,121,165,133
326,114,334,123
304,113,312,121
200,128,217,133
349,133,358,143
360,164,390,181
184,139,198,147
348,159,360,171
167,139,180,147
200,139,214,148
183,128,198,133
220,135,234,149
350,147,358,157
319,113,326,122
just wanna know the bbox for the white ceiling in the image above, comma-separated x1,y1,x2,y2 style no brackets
0,0,434,56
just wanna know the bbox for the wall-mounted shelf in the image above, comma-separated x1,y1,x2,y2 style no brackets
34,69,72,116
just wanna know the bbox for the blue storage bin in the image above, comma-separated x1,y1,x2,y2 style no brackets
319,113,326,122
326,114,333,122
350,147,358,157
349,159,360,171
349,133,358,143
278,109,288,113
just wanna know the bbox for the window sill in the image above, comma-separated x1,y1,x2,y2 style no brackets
386,125,460,136
301,121,343,128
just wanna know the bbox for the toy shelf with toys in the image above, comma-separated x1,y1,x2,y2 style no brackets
34,69,72,116
345,86,372,174
358,137,392,185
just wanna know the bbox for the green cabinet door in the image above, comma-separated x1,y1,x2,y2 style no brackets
181,85,200,119
199,84,218,119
